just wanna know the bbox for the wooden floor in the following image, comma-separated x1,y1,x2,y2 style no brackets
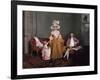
23,46,89,69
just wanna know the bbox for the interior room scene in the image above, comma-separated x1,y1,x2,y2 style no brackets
23,11,90,68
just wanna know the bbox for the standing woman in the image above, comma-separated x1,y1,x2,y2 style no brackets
49,20,64,60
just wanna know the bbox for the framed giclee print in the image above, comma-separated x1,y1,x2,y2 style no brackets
11,0,97,79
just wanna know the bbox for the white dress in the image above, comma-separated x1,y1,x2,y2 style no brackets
42,43,51,60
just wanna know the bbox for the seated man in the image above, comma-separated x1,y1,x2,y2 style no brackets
64,33,82,60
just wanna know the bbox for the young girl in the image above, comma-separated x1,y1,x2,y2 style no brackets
42,41,51,60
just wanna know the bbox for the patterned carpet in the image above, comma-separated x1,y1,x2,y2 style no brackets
23,46,89,69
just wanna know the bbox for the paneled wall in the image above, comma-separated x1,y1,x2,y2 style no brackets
23,11,89,54
23,11,33,54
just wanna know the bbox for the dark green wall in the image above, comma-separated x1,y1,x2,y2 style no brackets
32,11,82,38
23,11,89,53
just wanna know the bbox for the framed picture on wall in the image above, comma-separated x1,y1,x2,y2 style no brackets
82,14,90,23
11,0,97,79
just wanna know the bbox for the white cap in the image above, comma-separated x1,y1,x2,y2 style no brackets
50,20,60,30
